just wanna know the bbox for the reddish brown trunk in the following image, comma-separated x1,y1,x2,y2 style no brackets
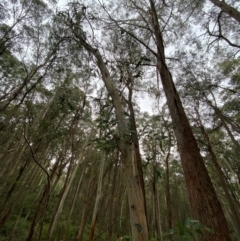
149,1,231,240
88,218,97,241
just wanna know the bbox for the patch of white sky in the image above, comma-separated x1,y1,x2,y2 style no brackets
57,0,71,9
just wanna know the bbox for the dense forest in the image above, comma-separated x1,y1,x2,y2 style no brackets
0,0,240,240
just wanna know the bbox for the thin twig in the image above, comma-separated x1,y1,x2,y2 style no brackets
207,11,240,49
23,126,50,189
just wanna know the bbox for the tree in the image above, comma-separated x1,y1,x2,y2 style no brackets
53,3,149,240
0,0,240,240
105,0,231,239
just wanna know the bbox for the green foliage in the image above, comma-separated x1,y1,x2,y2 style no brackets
0,0,240,240
122,235,132,241
220,57,240,90
91,134,118,153
0,216,29,241
153,165,162,179
135,56,151,69
163,218,205,241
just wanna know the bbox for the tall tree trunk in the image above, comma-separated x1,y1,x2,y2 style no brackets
88,154,105,241
8,204,24,241
165,152,172,241
124,144,149,241
127,83,148,222
26,182,50,241
0,157,40,228
47,134,90,240
149,0,231,240
0,160,28,227
75,167,95,241
63,165,86,241
195,106,240,237
72,34,149,240
152,167,161,240
46,156,73,240
107,153,119,241
151,138,162,240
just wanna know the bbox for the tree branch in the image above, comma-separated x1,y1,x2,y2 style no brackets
24,127,50,189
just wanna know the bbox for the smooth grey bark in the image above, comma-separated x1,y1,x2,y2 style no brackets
70,28,149,241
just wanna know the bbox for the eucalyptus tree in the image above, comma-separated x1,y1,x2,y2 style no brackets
178,0,240,50
0,63,93,240
26,84,91,241
51,2,151,240
193,102,240,237
140,111,175,240
0,0,63,112
171,43,240,239
139,109,194,240
1,0,239,240
100,0,232,239
0,1,98,240
175,51,240,153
